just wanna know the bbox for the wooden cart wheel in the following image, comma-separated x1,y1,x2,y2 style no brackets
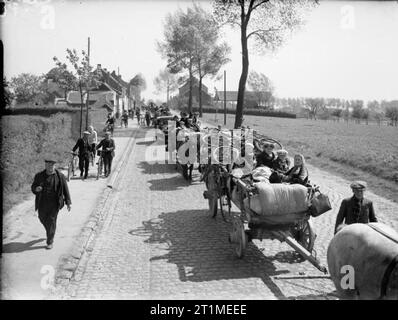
232,218,247,258
294,219,316,252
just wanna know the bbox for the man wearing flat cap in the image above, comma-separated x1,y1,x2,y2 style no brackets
31,159,71,249
96,131,116,177
334,180,377,234
72,131,92,179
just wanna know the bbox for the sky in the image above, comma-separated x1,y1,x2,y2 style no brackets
2,0,398,102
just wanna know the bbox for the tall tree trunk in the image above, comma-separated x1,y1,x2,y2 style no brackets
188,58,193,114
235,23,249,129
199,74,203,118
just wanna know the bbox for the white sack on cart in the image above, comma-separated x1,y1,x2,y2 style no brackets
244,182,309,216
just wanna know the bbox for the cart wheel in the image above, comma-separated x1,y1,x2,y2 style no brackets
208,196,218,218
231,218,247,258
295,219,316,252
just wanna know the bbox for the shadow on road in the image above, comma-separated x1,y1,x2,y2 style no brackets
2,238,47,253
128,209,293,299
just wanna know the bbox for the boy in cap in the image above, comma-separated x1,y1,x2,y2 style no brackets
31,159,71,249
334,181,377,234
72,131,92,179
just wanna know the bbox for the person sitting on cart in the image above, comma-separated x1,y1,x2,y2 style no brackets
269,149,291,183
281,153,308,186
334,181,377,234
255,142,276,168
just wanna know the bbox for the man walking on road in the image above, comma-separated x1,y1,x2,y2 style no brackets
334,181,378,234
96,132,116,177
31,159,71,249
72,131,92,179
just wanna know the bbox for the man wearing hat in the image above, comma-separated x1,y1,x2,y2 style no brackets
72,131,92,179
96,131,116,177
334,181,377,234
31,159,72,249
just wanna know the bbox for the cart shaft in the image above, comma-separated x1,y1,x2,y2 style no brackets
274,231,328,274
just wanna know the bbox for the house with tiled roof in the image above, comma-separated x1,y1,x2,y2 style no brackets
178,77,213,105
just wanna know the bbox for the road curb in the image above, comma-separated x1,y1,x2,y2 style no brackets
51,125,139,298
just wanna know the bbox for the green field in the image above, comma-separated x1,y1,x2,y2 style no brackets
202,113,398,202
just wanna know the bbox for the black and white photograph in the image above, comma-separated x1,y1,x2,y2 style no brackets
1,0,398,305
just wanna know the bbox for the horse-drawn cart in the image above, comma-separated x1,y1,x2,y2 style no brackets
201,131,330,274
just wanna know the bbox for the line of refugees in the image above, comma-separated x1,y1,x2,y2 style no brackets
135,103,172,127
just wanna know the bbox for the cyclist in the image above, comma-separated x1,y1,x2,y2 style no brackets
105,113,115,134
96,131,116,178
121,110,129,128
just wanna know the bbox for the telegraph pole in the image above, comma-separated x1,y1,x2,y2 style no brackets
86,36,90,130
224,70,227,126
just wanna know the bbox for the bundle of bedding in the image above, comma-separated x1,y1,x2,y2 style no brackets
243,182,309,218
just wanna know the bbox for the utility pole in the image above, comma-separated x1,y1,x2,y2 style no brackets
86,36,90,130
224,70,227,126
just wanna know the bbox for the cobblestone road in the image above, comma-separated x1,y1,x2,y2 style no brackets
57,124,398,300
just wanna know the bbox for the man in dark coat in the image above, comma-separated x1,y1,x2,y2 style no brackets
72,131,92,179
96,132,116,177
31,159,72,249
334,181,377,234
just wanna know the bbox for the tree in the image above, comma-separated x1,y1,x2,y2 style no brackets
153,69,179,104
247,71,274,108
385,101,398,126
158,8,197,113
189,4,231,117
53,49,100,136
303,97,325,120
130,73,147,104
2,77,14,110
213,0,316,128
331,108,343,121
351,100,364,124
9,73,46,104
45,66,77,98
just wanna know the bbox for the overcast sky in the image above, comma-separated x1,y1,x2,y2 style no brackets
2,0,398,102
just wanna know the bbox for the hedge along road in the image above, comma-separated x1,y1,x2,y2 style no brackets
53,116,398,300
1,122,137,300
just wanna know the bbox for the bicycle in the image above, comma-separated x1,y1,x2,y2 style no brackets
66,152,78,182
96,149,105,180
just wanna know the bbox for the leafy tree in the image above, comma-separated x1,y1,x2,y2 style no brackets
45,66,77,98
189,4,231,117
153,69,179,104
331,108,343,121
130,73,147,104
213,0,316,128
9,73,47,104
2,77,14,110
303,97,325,120
247,71,274,108
158,8,197,113
385,101,398,126
351,100,364,123
53,49,100,136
